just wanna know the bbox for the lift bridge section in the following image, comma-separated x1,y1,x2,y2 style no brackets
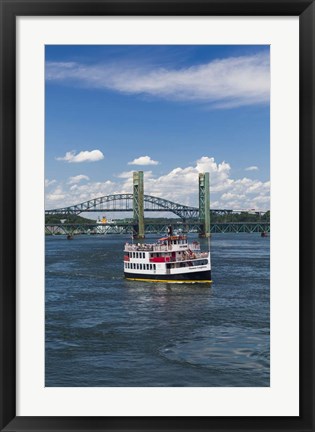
45,222,270,236
45,171,269,237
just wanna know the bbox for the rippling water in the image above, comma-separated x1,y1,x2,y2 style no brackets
45,233,269,387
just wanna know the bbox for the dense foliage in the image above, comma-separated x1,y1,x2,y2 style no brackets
45,214,95,224
210,210,270,223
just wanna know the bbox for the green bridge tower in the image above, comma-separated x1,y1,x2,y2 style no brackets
199,172,211,237
133,171,145,239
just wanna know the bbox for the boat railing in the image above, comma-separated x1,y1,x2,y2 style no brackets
124,242,201,252
174,251,208,261
124,244,167,252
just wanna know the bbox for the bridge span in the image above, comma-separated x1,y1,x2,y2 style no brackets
45,221,270,236
45,193,251,218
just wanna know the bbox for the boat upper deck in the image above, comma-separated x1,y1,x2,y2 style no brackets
124,235,200,253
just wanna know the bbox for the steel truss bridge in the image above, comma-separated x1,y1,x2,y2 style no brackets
45,221,270,236
45,193,264,219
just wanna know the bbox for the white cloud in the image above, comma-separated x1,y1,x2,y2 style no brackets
128,156,159,166
56,150,104,163
46,52,270,108
45,178,56,188
245,166,259,171
116,170,153,179
68,174,90,184
46,186,66,202
45,157,270,211
116,170,135,179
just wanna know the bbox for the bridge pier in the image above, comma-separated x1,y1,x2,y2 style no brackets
199,172,211,237
133,171,145,239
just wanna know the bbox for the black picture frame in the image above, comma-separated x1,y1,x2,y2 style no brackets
1,0,314,431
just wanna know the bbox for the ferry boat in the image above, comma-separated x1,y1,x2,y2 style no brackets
123,228,211,283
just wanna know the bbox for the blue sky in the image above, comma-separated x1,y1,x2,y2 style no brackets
45,45,270,214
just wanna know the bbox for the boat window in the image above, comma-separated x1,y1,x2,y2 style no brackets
139,264,142,270
150,264,152,270
153,264,156,270
192,259,208,266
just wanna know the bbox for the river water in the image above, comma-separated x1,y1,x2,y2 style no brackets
45,233,270,387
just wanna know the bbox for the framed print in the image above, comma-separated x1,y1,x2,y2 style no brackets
0,0,314,431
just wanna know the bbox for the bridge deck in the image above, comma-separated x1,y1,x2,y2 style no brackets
45,222,270,235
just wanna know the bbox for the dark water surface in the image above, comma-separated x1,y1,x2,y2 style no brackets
45,233,270,387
